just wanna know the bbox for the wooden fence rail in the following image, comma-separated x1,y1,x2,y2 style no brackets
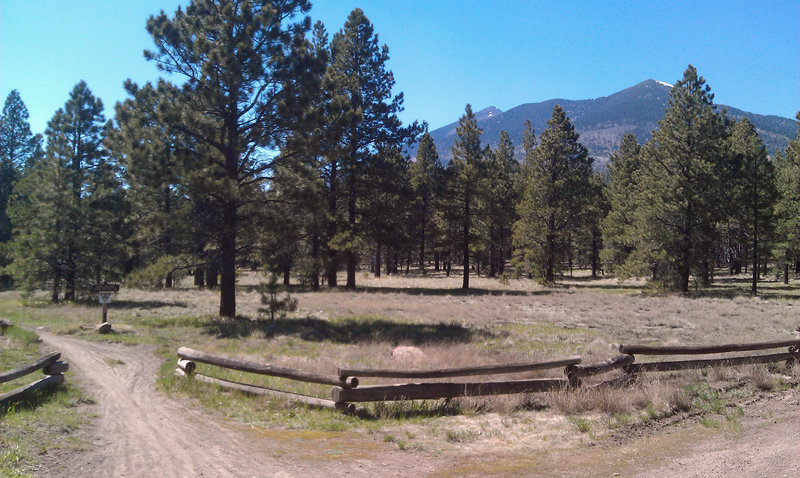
0,352,69,408
177,347,357,388
619,339,800,355
0,352,60,383
175,332,800,414
338,356,581,380
332,378,568,402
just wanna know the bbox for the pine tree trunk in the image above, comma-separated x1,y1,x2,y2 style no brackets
488,225,496,278
194,266,205,289
219,201,237,318
545,230,555,283
311,231,320,291
51,270,60,303
419,201,426,274
784,263,789,285
374,242,381,278
591,236,599,278
462,187,470,289
434,251,440,271
283,263,291,287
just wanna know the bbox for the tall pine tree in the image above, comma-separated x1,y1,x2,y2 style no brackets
326,8,421,289
600,133,642,274
729,117,776,295
449,104,486,289
0,90,42,288
142,0,314,316
409,132,442,274
626,66,730,291
513,105,593,283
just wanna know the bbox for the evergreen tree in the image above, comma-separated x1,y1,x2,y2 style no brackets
626,66,730,291
513,105,593,283
142,0,314,317
326,8,421,289
729,117,777,294
484,130,519,277
600,133,642,273
107,81,195,287
8,82,122,299
774,112,800,284
0,90,42,287
409,132,442,273
449,104,486,289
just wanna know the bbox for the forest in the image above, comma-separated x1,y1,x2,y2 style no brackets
1,1,800,319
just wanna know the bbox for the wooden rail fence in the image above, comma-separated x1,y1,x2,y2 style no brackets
1,351,69,408
175,334,800,414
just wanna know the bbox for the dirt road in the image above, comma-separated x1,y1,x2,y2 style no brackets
36,332,442,478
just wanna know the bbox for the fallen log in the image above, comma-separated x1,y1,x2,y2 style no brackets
331,378,568,402
0,374,64,408
338,356,581,380
177,359,196,375
0,352,61,384
175,368,355,413
177,347,357,388
619,339,800,355
566,355,634,379
625,352,798,373
42,361,69,375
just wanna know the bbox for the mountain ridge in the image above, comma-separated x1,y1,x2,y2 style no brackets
418,80,797,164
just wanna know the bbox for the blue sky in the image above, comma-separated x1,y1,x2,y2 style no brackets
1,0,798,137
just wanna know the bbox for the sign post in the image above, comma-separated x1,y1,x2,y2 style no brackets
91,283,119,324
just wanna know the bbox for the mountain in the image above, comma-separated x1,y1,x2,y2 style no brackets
417,80,797,166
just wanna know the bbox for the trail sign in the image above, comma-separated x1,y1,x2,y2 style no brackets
92,283,119,324
98,292,113,304
91,283,119,292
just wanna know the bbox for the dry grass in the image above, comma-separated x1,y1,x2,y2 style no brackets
3,268,799,454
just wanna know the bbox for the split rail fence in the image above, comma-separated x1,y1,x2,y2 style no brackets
1,351,69,408
176,334,800,414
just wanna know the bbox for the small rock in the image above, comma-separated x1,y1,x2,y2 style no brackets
95,322,113,334
392,345,424,360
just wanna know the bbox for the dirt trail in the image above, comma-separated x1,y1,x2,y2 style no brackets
36,332,441,478
635,389,800,478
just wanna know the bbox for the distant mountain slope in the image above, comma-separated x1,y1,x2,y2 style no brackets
418,80,797,165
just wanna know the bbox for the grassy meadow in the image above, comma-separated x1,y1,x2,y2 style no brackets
1,268,799,463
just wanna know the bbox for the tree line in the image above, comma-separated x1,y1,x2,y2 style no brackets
1,1,799,318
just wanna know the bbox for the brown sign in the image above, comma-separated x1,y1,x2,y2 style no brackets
91,283,120,292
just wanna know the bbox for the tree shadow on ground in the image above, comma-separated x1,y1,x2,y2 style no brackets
70,297,190,310
238,284,547,297
354,286,545,297
106,299,190,310
204,315,493,344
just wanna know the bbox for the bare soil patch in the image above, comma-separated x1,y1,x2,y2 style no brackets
34,331,444,477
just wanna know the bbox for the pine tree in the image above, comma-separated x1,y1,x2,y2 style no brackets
600,133,642,273
513,105,593,283
449,104,486,289
326,8,421,289
729,118,777,295
484,130,519,277
107,81,192,287
774,112,800,284
7,82,121,299
142,0,314,317
409,132,442,273
0,90,42,288
628,66,730,291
